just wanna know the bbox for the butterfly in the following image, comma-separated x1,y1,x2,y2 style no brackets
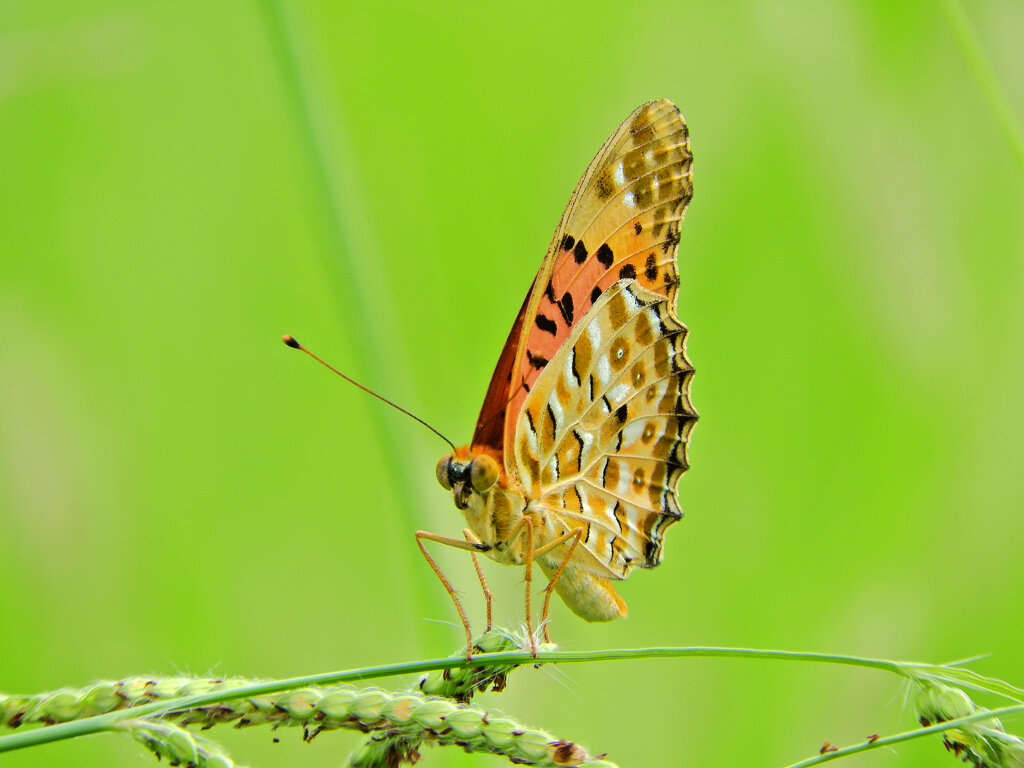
423,99,697,652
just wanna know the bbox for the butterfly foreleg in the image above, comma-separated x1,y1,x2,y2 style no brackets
463,528,493,631
415,530,491,660
532,527,586,644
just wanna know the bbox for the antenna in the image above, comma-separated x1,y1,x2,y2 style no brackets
282,335,457,453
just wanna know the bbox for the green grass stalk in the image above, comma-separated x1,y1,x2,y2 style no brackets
782,705,1024,768
0,645,930,753
942,0,1024,173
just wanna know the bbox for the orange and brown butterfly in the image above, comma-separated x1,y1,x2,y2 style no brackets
425,99,697,651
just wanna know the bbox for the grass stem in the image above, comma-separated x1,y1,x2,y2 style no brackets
942,0,1024,173
0,645,916,753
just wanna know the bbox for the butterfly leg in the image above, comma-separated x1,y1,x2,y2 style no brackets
463,528,493,631
493,516,541,655
532,527,586,645
415,530,491,660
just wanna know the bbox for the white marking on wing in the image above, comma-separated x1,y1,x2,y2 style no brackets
607,382,630,405
525,417,539,454
621,419,646,446
586,316,603,355
563,349,578,388
548,393,564,425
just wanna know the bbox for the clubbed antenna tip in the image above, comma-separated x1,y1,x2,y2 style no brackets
282,334,301,349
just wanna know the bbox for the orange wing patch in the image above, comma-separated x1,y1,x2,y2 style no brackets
469,288,531,462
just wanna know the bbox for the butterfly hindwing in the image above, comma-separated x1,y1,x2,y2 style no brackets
513,280,697,582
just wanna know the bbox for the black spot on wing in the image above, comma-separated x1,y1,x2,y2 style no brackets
634,221,642,235
644,539,662,567
569,348,580,386
561,234,575,251
558,291,574,325
596,243,614,268
662,226,681,254
573,239,588,264
616,403,628,423
526,350,549,370
535,313,557,335
545,279,556,304
590,285,602,305
619,263,637,280
645,254,658,281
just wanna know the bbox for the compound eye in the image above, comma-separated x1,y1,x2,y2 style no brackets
435,455,453,490
468,454,499,493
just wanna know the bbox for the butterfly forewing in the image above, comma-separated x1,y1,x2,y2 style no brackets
497,99,693,467
469,289,531,460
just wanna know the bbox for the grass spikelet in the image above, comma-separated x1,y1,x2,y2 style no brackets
347,628,603,767
122,719,243,768
418,627,523,702
349,732,423,767
914,679,1024,768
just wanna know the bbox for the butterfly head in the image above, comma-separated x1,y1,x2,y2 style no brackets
435,449,500,510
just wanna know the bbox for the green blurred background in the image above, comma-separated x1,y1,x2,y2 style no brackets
2,1,1023,766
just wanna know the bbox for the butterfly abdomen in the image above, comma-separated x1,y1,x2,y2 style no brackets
538,559,628,622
